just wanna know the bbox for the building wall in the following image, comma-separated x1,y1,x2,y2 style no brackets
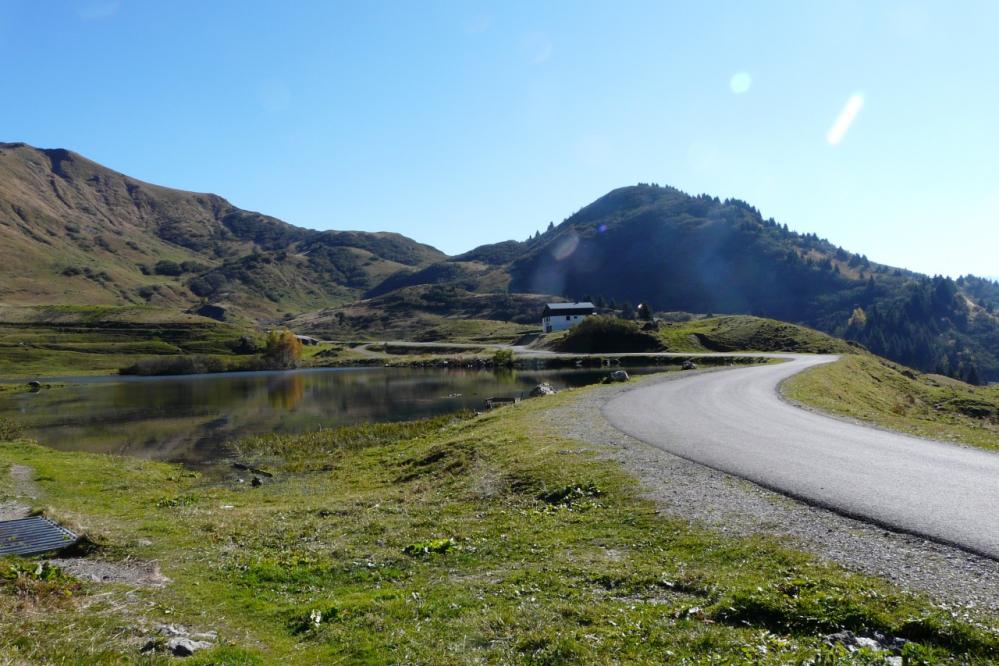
542,313,588,333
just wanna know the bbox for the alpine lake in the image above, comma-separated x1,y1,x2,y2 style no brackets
0,365,669,465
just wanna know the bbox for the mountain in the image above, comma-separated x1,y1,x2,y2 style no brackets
0,142,443,320
369,184,999,382
2,143,996,382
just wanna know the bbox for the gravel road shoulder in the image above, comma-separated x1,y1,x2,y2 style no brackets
537,368,999,612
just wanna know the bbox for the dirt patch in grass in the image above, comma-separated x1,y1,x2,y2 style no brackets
0,462,39,520
46,557,170,587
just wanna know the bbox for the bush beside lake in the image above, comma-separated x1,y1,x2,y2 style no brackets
551,316,663,353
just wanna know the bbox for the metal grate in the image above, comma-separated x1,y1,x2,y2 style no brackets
0,516,78,556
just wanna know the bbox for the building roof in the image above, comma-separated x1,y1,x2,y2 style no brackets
545,302,595,310
543,302,595,316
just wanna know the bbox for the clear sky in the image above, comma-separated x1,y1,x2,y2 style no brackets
1,1,997,278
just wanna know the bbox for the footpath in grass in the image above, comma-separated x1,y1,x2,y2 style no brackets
783,355,999,451
1,390,998,663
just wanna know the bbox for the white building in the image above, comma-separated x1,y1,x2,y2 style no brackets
541,302,595,333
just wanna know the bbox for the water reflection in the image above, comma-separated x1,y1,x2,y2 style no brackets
0,367,663,464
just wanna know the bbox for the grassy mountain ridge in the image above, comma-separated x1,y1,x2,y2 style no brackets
0,142,444,320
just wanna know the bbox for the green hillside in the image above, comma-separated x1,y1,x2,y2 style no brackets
0,305,252,377
542,314,856,356
289,285,543,343
657,315,857,354
784,355,999,451
0,143,443,321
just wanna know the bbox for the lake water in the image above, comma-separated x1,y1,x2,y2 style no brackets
0,366,664,464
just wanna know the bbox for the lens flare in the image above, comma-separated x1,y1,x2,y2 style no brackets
552,233,579,261
729,72,752,94
827,93,865,146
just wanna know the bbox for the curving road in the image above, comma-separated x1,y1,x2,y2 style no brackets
603,354,999,559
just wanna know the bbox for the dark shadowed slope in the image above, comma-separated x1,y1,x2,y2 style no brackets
409,184,997,382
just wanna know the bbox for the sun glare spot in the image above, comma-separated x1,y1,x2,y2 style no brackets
552,233,579,261
729,72,752,94
826,94,865,146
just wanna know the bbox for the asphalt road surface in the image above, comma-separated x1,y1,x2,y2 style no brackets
603,354,999,559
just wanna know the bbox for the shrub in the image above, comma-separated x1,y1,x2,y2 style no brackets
230,335,262,355
492,348,514,367
0,417,24,441
553,316,662,353
263,330,302,369
119,355,231,376
153,260,183,276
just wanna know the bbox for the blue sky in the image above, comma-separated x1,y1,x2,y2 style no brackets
1,1,997,278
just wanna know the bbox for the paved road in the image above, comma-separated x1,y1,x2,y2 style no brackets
603,354,999,559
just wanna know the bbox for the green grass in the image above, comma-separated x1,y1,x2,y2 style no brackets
0,305,254,378
412,318,534,343
783,355,999,450
1,391,998,663
657,315,856,354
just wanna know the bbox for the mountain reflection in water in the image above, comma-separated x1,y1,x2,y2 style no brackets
0,366,665,464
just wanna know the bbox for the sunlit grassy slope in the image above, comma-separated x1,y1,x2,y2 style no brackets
784,355,999,450
657,315,857,354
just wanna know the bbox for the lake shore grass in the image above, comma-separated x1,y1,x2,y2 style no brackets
783,355,999,451
2,388,998,663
